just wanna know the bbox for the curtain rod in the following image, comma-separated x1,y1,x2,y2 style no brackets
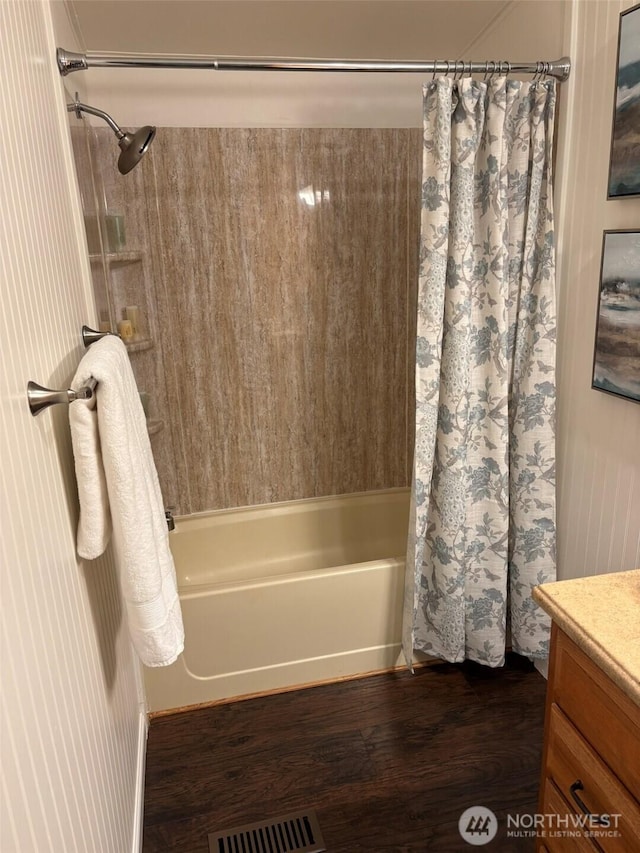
56,49,571,81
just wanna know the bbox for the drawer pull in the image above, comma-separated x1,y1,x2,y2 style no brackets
569,780,609,826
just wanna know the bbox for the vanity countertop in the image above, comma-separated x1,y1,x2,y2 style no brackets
533,569,640,706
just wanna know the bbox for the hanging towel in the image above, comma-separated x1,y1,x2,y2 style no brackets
69,335,184,667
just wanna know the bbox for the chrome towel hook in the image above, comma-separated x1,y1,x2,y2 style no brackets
81,324,114,347
27,377,98,417
27,325,115,416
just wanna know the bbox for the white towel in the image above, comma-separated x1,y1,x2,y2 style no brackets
69,336,184,667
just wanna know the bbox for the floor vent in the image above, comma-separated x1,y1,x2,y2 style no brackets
208,810,326,853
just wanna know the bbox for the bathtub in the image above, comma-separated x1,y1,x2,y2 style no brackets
143,488,410,712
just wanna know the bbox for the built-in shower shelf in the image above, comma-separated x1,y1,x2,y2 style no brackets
89,251,143,267
147,418,164,437
125,337,153,353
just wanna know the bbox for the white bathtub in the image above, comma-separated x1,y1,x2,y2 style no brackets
143,488,410,712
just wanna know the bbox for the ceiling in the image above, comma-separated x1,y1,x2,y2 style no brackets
67,0,510,60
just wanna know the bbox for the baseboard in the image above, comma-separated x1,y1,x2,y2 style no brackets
131,711,149,853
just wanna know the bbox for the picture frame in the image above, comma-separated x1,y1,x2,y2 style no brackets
607,3,640,198
592,230,640,403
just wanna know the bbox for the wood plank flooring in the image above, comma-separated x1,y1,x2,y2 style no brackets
143,655,547,852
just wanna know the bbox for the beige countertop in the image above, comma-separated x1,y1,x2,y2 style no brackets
533,569,640,706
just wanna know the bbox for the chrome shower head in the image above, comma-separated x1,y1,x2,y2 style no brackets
116,125,156,175
68,93,155,174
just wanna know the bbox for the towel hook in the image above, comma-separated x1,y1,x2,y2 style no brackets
27,325,115,416
82,324,115,347
27,377,98,417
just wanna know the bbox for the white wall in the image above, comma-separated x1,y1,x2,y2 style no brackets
554,0,640,578
0,3,145,852
85,66,432,128
75,0,557,128
466,0,567,62
473,0,640,580
68,0,498,128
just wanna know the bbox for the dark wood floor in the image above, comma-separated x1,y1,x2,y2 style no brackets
143,655,547,852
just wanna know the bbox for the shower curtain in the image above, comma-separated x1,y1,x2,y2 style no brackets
403,76,557,667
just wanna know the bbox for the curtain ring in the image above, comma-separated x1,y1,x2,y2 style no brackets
432,61,438,82
483,60,489,81
466,61,473,78
506,61,512,78
445,60,451,77
532,61,542,88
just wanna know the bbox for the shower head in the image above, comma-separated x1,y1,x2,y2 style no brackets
116,125,156,175
68,93,155,174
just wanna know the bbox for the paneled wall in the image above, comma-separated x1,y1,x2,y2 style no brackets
554,0,640,578
0,3,144,852
91,127,420,514
472,0,640,579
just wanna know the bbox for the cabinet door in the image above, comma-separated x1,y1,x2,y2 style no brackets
551,629,640,796
546,703,640,852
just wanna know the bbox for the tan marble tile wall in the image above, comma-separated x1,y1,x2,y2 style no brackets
90,130,183,513
91,127,420,514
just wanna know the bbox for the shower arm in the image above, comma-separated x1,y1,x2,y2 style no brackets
68,96,125,140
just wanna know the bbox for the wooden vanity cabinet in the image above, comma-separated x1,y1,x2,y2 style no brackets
537,624,640,852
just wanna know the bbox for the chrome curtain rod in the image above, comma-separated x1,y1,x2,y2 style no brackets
57,49,571,81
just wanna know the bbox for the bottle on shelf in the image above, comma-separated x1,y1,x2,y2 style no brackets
126,305,141,340
105,214,126,252
117,319,134,342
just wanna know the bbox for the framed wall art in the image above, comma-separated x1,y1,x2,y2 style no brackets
592,230,640,403
607,3,640,198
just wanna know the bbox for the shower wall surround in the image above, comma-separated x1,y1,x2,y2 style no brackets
91,127,420,514
69,120,111,332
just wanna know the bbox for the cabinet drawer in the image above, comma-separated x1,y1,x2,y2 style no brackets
551,628,640,795
547,703,640,852
539,778,599,852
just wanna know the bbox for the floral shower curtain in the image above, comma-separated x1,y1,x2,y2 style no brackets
403,76,557,667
